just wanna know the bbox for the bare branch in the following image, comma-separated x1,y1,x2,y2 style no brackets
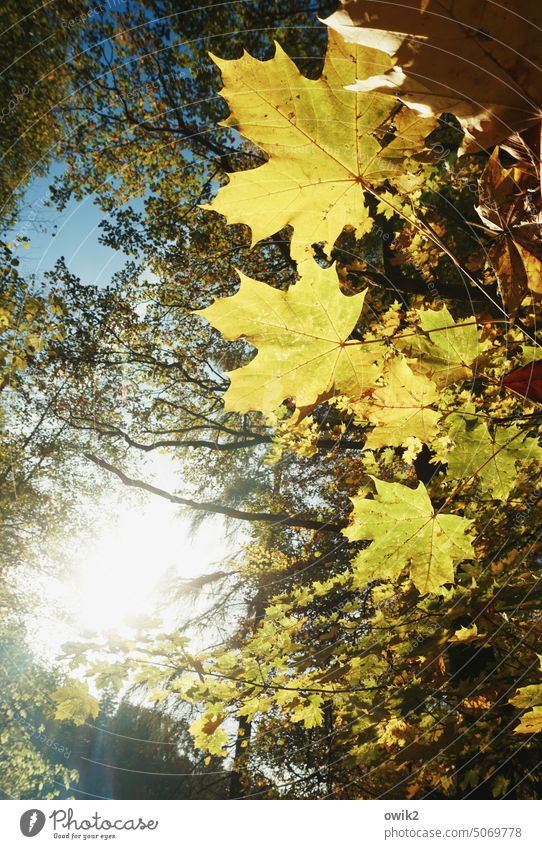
85,453,345,532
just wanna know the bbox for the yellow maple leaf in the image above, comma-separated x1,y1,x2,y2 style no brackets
353,355,440,449
195,264,383,414
52,680,99,726
204,30,435,263
451,623,479,642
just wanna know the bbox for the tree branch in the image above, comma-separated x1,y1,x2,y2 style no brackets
85,453,345,532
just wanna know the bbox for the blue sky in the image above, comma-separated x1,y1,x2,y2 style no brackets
8,163,130,288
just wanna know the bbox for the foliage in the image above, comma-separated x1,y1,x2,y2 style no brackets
112,6,541,799
476,151,542,313
510,659,542,734
0,0,84,218
323,0,542,153
3,0,542,801
0,629,79,799
204,29,435,262
52,681,100,727
344,478,474,594
196,264,382,413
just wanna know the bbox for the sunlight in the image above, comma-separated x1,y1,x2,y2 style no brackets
32,483,234,659
68,501,190,633
75,502,231,630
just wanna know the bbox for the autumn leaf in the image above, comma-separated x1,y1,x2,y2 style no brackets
444,411,542,500
204,29,435,263
291,695,324,729
476,151,542,313
190,714,229,756
513,707,542,733
377,716,409,748
52,681,100,726
395,306,484,386
510,685,542,734
509,684,542,710
451,623,479,642
195,264,383,414
323,0,542,153
344,478,474,594
503,360,542,403
463,696,492,710
353,355,441,449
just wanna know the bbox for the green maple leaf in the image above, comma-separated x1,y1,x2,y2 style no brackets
344,478,474,594
445,411,542,501
204,30,435,263
354,355,441,449
396,306,485,386
195,264,383,414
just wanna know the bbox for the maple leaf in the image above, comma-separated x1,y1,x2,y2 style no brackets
445,411,542,500
509,684,542,710
451,623,479,642
377,716,409,748
195,264,383,414
510,683,542,734
476,151,542,314
323,0,542,153
204,30,436,263
190,715,229,756
52,681,100,726
395,306,484,386
344,478,474,594
353,355,441,449
291,695,324,729
513,708,542,734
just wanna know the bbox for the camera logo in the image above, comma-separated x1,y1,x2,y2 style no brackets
20,809,46,837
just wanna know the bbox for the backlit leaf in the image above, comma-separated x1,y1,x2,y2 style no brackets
476,151,542,313
324,0,542,153
52,681,100,727
353,355,440,449
205,29,435,262
395,306,484,387
195,264,383,414
445,412,542,501
344,478,474,594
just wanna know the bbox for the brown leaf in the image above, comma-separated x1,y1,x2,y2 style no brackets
476,151,542,313
202,714,225,736
323,1,542,153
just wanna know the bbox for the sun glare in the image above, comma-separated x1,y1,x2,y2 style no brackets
32,490,233,660
74,500,231,629
69,502,182,632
